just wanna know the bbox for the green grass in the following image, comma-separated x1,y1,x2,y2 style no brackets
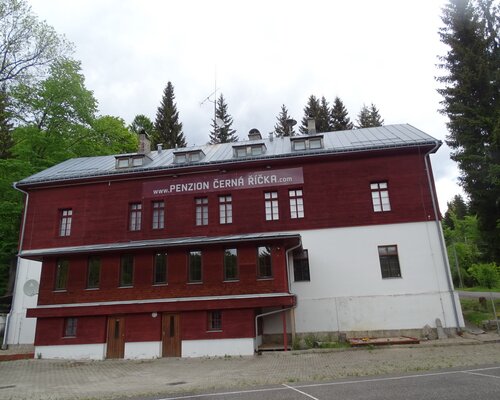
461,286,500,292
317,341,351,349
460,298,500,327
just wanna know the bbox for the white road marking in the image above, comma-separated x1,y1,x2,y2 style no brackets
461,371,500,379
282,383,320,399
157,366,500,399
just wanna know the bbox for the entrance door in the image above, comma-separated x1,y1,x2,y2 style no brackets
162,313,181,357
106,316,125,359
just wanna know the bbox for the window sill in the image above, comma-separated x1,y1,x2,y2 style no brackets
53,289,67,293
187,281,203,285
206,330,222,333
85,287,100,291
257,277,273,281
118,285,134,288
381,276,402,280
153,283,168,286
223,279,239,283
63,336,76,339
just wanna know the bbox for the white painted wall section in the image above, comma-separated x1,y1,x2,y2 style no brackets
182,338,254,357
124,341,161,359
35,344,105,360
7,258,41,345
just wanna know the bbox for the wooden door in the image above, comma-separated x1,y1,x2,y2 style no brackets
162,313,181,357
106,316,125,359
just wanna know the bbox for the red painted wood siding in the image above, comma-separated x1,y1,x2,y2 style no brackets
34,309,257,345
21,150,436,251
36,245,288,306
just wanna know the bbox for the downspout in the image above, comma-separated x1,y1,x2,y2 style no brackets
254,239,302,353
285,239,302,345
424,142,462,333
2,183,29,350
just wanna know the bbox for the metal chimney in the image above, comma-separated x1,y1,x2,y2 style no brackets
157,143,163,153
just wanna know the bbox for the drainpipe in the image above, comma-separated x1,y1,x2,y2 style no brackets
2,183,29,350
285,239,302,345
424,142,462,333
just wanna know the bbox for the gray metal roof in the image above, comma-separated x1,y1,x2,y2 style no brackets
17,124,440,186
19,232,301,259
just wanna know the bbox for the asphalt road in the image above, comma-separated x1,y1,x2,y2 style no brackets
143,365,500,400
458,290,500,299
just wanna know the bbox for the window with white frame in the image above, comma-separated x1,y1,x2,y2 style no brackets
59,209,72,237
64,317,77,337
264,192,279,221
289,189,304,219
219,195,232,224
129,203,142,231
195,197,208,226
152,201,165,229
371,182,391,212
207,311,222,331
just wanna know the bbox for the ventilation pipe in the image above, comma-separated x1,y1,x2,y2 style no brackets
157,143,163,154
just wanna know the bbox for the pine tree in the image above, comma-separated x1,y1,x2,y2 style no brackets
443,194,469,230
153,82,186,149
0,86,13,158
438,0,499,263
356,103,384,128
299,95,321,134
209,93,237,144
274,104,296,137
316,96,332,133
330,96,353,131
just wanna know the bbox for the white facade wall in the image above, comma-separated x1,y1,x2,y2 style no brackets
124,341,161,359
264,221,463,335
182,338,255,357
35,343,105,360
6,258,41,345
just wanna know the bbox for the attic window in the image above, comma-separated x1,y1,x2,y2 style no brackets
115,154,151,169
174,150,205,164
233,144,266,158
291,135,324,151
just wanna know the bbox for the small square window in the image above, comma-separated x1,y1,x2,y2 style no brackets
251,145,263,156
132,157,143,166
309,138,323,149
293,140,307,151
235,147,247,157
117,158,129,168
175,154,187,163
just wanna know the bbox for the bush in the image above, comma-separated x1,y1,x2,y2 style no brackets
468,263,500,289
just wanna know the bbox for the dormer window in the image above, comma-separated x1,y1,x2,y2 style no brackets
233,143,266,158
291,135,324,151
115,154,151,169
174,150,205,164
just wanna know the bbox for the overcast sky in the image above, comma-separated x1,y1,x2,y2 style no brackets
30,0,464,211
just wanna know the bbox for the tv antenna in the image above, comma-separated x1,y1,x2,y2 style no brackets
200,69,220,133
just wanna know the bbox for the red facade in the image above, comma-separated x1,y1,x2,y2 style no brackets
20,143,439,357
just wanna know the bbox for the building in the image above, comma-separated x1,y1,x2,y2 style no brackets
10,124,463,359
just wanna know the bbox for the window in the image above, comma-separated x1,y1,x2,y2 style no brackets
189,251,202,282
129,203,142,231
289,189,304,219
208,311,222,331
233,144,266,158
174,150,205,163
234,147,247,158
132,157,143,166
120,255,134,287
152,201,165,229
291,135,324,151
293,249,310,281
264,192,279,221
153,252,167,284
59,209,72,237
219,195,232,224
251,145,263,156
378,245,401,278
64,317,77,337
257,246,272,278
195,197,208,226
224,248,238,281
55,259,69,290
371,182,391,212
116,158,129,168
87,256,100,289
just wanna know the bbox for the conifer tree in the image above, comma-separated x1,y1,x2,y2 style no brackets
438,0,500,262
316,96,332,133
0,86,13,158
330,96,354,131
356,103,384,128
209,93,237,144
274,104,296,137
153,82,186,149
299,95,321,134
